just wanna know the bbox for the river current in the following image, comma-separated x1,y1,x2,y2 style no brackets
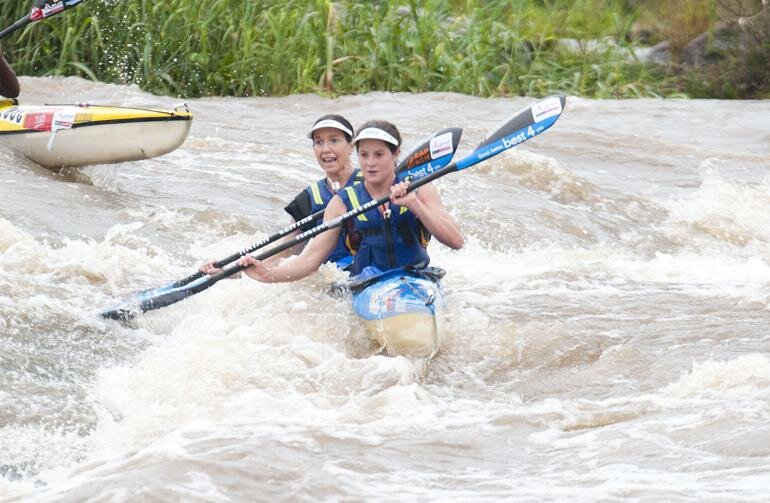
1,77,769,501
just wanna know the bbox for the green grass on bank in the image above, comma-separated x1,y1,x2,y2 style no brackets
0,0,767,99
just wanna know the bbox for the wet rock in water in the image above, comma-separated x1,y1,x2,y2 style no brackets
679,23,742,66
642,41,672,65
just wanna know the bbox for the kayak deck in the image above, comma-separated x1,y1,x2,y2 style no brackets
0,101,192,168
351,267,445,358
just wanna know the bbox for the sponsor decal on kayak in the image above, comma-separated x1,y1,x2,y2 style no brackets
52,109,76,130
0,107,24,125
23,111,54,131
365,277,438,316
429,132,454,159
369,283,410,314
47,108,78,151
531,96,563,123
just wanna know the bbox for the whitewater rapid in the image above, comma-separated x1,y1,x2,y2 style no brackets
1,77,769,501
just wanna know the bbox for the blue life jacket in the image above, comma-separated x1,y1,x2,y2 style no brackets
285,170,363,265
338,182,430,275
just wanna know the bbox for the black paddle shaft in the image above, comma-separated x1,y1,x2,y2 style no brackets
135,96,566,314
169,126,463,288
100,127,463,319
0,0,85,40
101,96,565,320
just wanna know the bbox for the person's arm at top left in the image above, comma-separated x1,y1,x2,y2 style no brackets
0,51,20,98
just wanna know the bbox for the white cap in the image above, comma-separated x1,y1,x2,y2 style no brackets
307,119,353,139
352,127,399,146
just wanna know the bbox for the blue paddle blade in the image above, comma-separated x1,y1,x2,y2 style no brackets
457,95,565,171
398,126,462,181
99,274,215,320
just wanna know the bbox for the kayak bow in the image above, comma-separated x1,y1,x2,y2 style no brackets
351,267,446,358
0,101,192,168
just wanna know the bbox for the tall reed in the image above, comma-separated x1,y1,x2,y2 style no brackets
0,0,685,98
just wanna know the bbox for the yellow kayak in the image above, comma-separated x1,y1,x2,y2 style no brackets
0,99,192,168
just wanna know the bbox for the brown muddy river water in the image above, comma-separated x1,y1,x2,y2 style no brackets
1,76,769,501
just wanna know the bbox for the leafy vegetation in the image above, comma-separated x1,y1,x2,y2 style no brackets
0,0,766,98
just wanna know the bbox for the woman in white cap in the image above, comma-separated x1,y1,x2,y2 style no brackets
282,114,362,266
235,119,463,282
200,114,361,275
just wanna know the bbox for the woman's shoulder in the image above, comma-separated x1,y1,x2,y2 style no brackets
284,190,312,221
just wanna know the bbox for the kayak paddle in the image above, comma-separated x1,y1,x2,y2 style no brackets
100,126,463,320
101,96,565,320
0,0,85,40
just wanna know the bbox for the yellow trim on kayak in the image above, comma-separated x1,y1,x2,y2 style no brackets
0,98,18,109
0,104,192,134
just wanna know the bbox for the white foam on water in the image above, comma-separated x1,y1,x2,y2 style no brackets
0,218,38,253
73,271,433,455
0,426,91,484
480,149,600,204
0,226,176,307
664,354,770,398
0,479,36,501
661,170,770,250
434,230,770,315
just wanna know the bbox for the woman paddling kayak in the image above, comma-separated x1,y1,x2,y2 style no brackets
282,114,362,267
200,114,362,274
236,120,464,282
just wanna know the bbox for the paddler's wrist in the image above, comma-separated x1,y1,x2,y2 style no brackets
403,193,425,213
245,265,280,283
243,266,266,282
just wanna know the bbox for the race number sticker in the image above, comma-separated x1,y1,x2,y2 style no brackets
429,131,453,159
531,96,563,123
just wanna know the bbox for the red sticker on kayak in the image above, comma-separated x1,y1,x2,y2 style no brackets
23,111,54,131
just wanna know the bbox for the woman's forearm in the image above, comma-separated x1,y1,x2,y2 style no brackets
405,188,464,250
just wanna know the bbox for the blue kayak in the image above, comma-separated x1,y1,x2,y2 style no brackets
350,266,445,358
